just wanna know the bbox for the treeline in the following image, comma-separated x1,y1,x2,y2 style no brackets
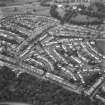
0,0,15,6
50,2,105,25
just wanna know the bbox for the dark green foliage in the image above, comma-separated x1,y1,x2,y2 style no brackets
40,0,52,7
0,0,15,7
0,67,101,105
50,3,104,25
50,5,63,22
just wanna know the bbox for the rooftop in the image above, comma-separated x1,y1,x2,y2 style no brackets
51,0,104,6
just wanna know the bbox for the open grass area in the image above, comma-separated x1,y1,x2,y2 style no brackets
0,0,50,18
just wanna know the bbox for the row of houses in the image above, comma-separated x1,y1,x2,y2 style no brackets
41,0,103,7
53,0,103,4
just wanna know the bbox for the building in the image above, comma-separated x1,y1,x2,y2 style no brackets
53,0,90,6
40,0,104,7
53,0,103,6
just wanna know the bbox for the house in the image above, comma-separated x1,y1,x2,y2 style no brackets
41,0,104,7
53,0,90,6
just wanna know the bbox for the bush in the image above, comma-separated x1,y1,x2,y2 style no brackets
0,3,6,7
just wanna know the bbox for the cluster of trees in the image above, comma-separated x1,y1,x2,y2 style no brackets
40,0,52,6
50,2,105,25
0,0,15,6
0,66,100,105
78,2,105,18
50,5,63,21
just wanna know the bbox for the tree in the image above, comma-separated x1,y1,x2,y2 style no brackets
50,5,63,20
40,0,52,6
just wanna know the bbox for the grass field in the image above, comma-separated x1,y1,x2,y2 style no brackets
0,0,50,18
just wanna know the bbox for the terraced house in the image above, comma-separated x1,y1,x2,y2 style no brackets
54,0,90,3
52,0,103,6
